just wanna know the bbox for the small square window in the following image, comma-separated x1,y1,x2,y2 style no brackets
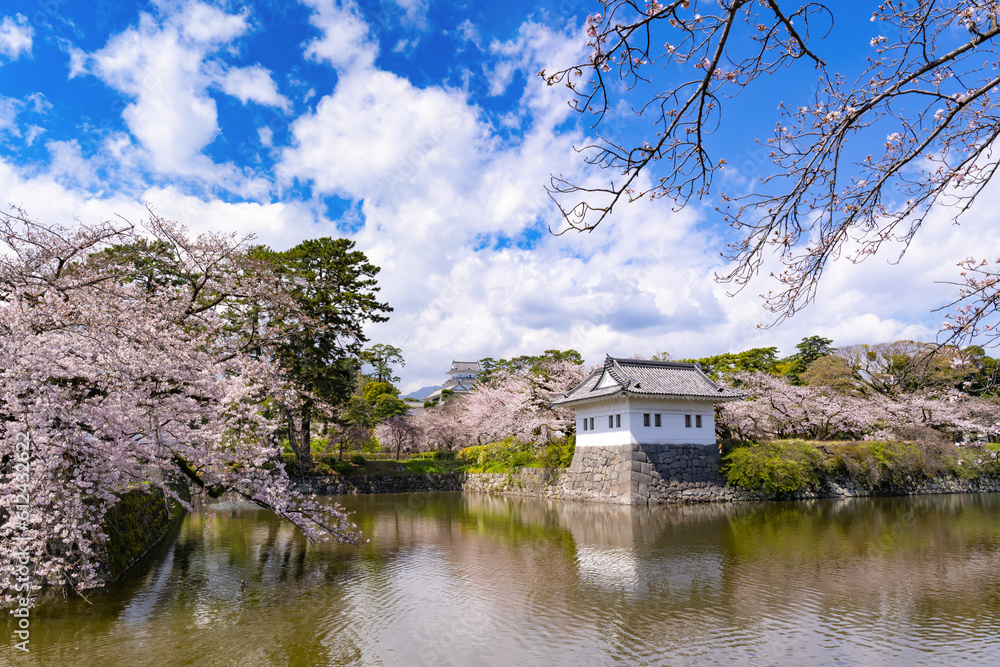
655,414,661,427
696,415,703,428
616,414,621,428
685,415,692,428
643,413,650,427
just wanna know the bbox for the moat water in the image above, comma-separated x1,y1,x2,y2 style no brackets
6,492,1000,666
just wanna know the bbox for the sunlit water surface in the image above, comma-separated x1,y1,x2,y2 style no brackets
6,492,1000,666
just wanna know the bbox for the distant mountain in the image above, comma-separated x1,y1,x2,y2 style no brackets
402,385,442,400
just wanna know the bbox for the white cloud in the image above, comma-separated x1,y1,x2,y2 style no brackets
0,14,32,63
278,68,484,202
46,140,101,190
0,97,20,136
0,93,51,141
174,1,248,44
258,126,274,147
392,0,428,27
302,0,378,71
24,125,44,145
456,19,481,49
24,92,51,114
5,0,992,398
392,38,417,54
216,65,291,112
69,1,283,194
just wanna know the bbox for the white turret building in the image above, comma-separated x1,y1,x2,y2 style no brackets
422,361,482,402
553,356,742,448
551,356,743,505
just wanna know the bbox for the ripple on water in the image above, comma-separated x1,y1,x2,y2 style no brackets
12,493,1000,666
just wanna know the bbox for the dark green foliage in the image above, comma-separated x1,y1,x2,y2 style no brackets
251,238,391,468
783,336,835,384
351,454,367,465
961,346,1000,396
345,381,409,428
478,349,584,385
93,239,188,293
414,451,456,460
360,343,405,383
680,347,780,381
722,438,993,493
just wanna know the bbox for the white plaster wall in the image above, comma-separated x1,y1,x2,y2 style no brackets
574,398,634,448
574,397,718,447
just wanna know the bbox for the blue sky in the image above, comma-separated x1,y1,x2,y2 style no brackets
1,0,995,392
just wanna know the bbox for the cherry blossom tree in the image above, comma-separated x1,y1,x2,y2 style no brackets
545,1,1000,332
797,340,971,398
411,398,469,452
374,416,420,460
457,359,586,447
0,209,362,601
411,358,586,452
720,371,1000,442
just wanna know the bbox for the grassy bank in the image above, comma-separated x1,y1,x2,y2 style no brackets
283,437,575,477
283,453,461,476
721,439,1000,495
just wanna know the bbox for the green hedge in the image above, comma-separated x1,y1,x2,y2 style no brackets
456,437,574,473
722,438,996,494
722,440,825,495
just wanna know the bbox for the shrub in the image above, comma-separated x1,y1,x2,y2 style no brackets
828,440,953,486
457,437,535,472
721,440,825,495
537,436,575,468
413,451,455,460
959,442,1000,476
310,436,331,454
350,454,366,465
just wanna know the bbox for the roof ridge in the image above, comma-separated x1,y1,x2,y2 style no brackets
606,356,631,388
550,355,743,407
610,357,699,369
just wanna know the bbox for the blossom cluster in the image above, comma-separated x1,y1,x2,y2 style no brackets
388,360,586,454
720,371,1000,443
0,210,359,601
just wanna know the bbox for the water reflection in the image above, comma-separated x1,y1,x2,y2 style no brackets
7,493,1000,666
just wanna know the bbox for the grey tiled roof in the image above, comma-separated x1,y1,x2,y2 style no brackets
552,356,742,406
449,361,482,373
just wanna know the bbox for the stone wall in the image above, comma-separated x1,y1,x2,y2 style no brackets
299,473,464,495
558,442,727,504
296,445,1000,505
98,482,189,582
460,465,1000,504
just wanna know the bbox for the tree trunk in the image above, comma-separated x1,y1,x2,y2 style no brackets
284,401,313,472
300,399,313,465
